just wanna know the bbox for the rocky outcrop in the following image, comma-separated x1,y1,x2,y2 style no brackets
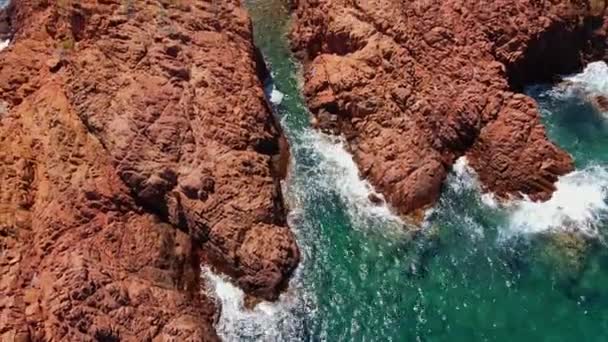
290,0,608,216
0,0,298,340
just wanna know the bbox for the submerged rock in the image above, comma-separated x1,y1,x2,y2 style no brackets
0,0,298,340
540,231,591,281
533,229,608,302
289,0,608,217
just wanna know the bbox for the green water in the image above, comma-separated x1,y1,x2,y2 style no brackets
245,2,608,340
528,85,608,167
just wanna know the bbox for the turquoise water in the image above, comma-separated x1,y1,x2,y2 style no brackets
528,83,608,167
239,2,608,341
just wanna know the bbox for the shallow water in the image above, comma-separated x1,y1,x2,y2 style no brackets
205,2,608,341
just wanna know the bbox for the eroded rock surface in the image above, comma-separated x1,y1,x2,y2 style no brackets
290,0,608,216
0,0,298,340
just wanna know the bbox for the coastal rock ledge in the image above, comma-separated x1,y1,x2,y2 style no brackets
290,0,608,216
0,0,298,340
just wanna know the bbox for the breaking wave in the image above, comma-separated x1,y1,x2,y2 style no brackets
298,130,405,231
503,61,608,238
562,61,608,96
532,60,608,112
448,156,480,193
201,81,408,341
502,165,608,238
448,59,608,239
446,157,608,239
201,266,307,342
447,156,498,208
265,78,405,233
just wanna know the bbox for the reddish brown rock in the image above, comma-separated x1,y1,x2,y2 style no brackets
290,0,608,215
0,0,298,340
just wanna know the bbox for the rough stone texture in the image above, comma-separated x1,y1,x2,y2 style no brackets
0,0,298,340
290,0,608,216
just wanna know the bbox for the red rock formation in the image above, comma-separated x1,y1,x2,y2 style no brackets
290,0,608,215
0,0,298,340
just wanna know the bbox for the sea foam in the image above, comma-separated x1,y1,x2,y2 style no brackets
500,61,608,237
562,61,608,95
502,166,608,238
446,61,608,239
447,157,608,239
201,267,305,342
0,39,9,51
301,130,405,230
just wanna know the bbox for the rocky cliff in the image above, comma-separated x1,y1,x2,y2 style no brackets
290,0,608,217
0,0,298,340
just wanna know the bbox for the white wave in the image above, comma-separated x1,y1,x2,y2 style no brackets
446,156,499,210
502,165,608,238
445,157,608,238
536,61,608,113
480,193,499,209
269,86,284,105
201,266,305,342
563,61,608,95
301,130,404,229
448,156,480,193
